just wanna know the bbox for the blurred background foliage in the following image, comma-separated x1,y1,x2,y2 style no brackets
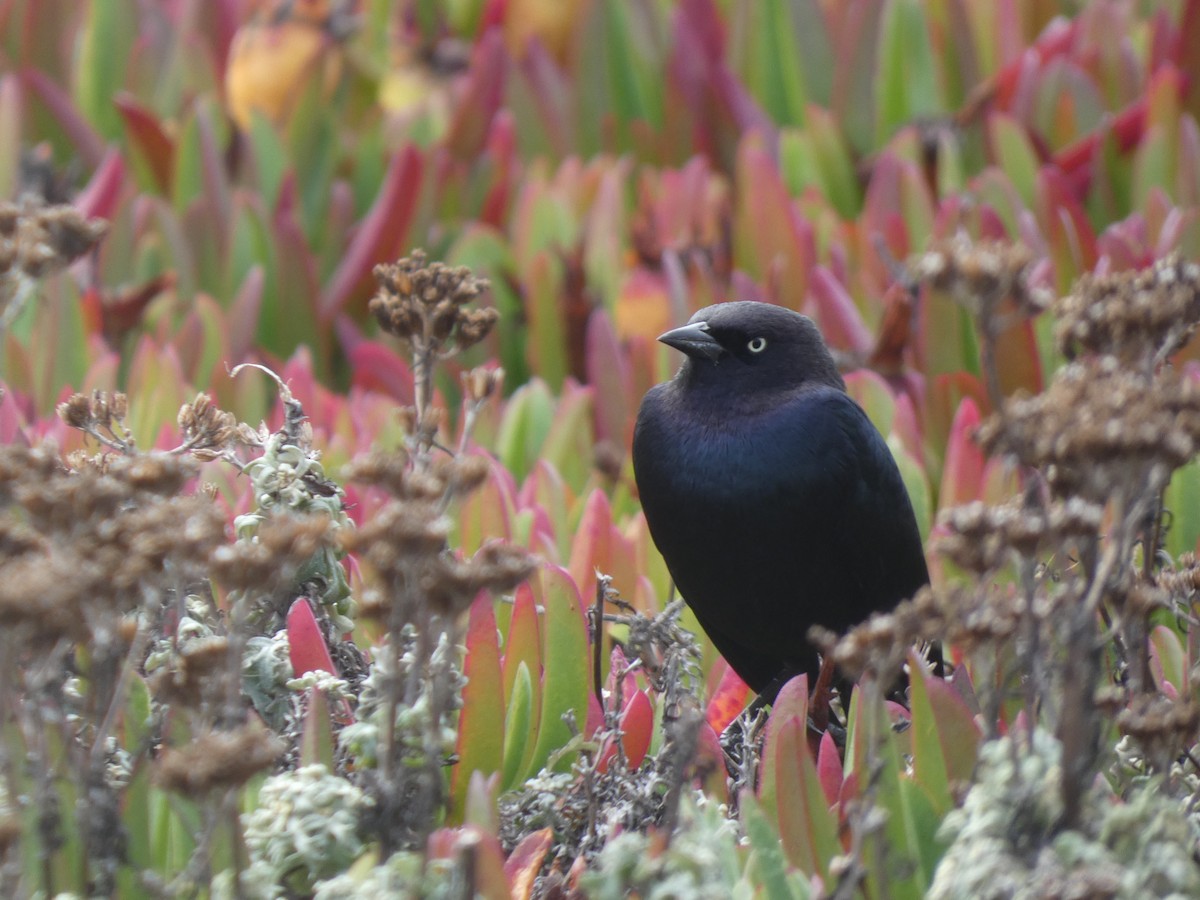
3,0,1200,896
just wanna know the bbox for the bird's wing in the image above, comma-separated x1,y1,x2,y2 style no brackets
634,384,928,691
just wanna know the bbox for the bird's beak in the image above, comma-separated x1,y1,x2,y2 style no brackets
658,322,725,362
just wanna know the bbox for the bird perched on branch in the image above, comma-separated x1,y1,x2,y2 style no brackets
632,301,930,703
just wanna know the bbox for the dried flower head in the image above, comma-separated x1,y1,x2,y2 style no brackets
369,250,496,353
912,235,1051,321
147,634,232,709
155,720,282,795
343,448,488,502
977,359,1200,501
935,497,1103,574
1056,256,1200,364
0,197,107,281
1117,694,1200,775
178,392,238,456
1157,553,1200,611
57,389,132,450
211,512,337,593
0,445,222,643
821,579,1024,683
422,542,536,616
462,365,504,404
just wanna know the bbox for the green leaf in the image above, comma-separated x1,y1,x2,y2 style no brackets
807,106,861,216
184,294,233,391
73,0,134,140
451,598,507,820
501,662,535,787
539,383,595,492
771,717,841,879
503,583,543,702
495,379,556,484
449,227,526,385
1165,454,1200,560
248,111,289,214
1149,625,1186,697
456,463,513,555
526,566,591,775
125,336,190,450
735,0,809,126
875,0,944,144
847,688,932,899
525,251,570,392
734,135,814,311
123,673,153,751
501,661,536,790
741,793,803,900
908,652,981,816
118,767,154,891
989,113,1040,211
892,437,933,543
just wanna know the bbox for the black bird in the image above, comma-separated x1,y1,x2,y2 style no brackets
632,301,930,701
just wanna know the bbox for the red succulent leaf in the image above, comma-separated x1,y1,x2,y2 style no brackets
286,599,351,724
705,661,751,733
319,145,423,321
597,689,654,774
74,147,126,220
505,827,554,900
816,729,842,807
114,92,175,193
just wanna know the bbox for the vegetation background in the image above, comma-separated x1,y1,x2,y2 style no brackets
2,0,1200,897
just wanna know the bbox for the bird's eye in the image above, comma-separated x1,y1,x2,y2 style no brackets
747,337,767,353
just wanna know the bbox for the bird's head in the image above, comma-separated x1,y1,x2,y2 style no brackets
659,301,845,395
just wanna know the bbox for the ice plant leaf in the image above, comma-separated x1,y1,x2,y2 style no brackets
286,599,335,677
758,674,808,812
1149,625,1186,699
74,147,127,220
319,146,424,321
596,689,654,774
501,660,536,790
816,729,841,807
809,265,873,355
527,566,591,775
705,661,752,734
458,463,514,556
739,793,798,900
73,0,133,141
908,650,981,815
450,595,506,823
505,827,554,900
938,396,985,509
586,309,633,446
115,93,175,194
444,30,506,161
502,582,542,706
772,716,840,880
847,688,930,899
286,599,350,724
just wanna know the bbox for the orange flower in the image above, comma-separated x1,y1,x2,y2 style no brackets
501,0,588,64
225,0,357,130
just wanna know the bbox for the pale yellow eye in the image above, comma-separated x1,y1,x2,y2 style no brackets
747,337,767,353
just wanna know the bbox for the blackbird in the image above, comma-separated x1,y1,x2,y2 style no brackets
632,301,930,701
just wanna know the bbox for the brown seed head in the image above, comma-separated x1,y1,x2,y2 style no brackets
1056,255,1200,364
155,721,282,795
368,250,494,351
